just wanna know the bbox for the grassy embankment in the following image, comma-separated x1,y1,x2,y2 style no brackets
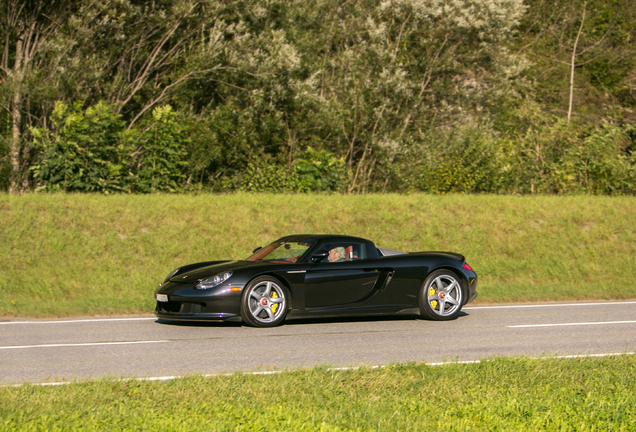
1,193,635,317
2,355,635,430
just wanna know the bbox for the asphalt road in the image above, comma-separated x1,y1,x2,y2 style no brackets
2,300,635,384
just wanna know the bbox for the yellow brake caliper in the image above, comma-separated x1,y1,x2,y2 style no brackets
271,291,278,314
429,287,437,310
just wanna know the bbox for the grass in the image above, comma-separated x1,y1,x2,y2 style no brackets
1,193,635,317
1,355,635,431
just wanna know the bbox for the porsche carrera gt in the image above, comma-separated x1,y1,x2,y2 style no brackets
154,234,477,327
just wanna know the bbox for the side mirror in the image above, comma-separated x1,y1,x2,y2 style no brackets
311,250,328,262
252,246,262,254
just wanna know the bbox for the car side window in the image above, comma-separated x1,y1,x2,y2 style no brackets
323,242,366,263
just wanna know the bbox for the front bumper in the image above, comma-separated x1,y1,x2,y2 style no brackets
155,303,242,322
154,281,244,322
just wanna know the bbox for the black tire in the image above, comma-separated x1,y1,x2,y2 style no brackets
419,270,465,321
240,276,289,327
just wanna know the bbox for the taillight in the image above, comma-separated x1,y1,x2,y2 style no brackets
463,262,473,271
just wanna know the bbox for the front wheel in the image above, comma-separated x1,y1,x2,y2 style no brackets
240,276,289,327
420,270,464,321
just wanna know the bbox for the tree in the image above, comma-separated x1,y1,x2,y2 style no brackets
0,0,79,193
284,0,527,192
516,0,636,123
91,0,228,127
0,0,234,192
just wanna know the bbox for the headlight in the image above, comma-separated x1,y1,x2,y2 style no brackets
196,271,233,290
164,268,180,283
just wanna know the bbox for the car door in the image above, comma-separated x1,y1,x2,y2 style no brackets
304,241,380,308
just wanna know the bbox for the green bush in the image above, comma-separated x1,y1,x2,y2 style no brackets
294,147,346,192
29,102,190,193
30,101,132,193
513,120,636,195
566,124,636,195
234,148,346,193
397,118,636,195
129,105,189,193
18,101,636,196
399,124,517,194
240,162,299,192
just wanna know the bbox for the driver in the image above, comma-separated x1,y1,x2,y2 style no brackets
327,246,346,262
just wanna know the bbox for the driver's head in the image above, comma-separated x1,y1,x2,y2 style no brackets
328,246,345,262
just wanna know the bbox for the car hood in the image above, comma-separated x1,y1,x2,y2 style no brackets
169,260,255,283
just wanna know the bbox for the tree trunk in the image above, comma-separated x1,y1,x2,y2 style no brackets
9,38,24,194
568,3,586,123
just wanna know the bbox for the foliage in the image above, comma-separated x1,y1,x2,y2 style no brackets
130,105,189,193
234,147,346,192
1,0,636,194
566,124,636,195
1,356,635,430
510,113,636,195
397,123,518,194
30,101,131,193
30,102,190,193
294,147,346,192
240,162,299,192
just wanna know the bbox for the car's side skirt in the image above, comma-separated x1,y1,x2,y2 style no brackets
287,304,419,320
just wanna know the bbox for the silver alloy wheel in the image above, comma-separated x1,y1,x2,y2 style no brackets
426,274,463,317
247,280,286,324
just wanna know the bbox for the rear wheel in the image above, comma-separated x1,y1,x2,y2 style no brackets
420,270,464,321
241,276,289,327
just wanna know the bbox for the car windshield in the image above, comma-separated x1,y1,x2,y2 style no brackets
246,239,315,263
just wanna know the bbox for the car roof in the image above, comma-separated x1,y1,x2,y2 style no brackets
277,234,371,244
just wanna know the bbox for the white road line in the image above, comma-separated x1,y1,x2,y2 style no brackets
465,301,636,310
555,352,635,359
509,320,636,328
2,301,635,325
0,317,156,325
7,352,634,387
0,340,169,350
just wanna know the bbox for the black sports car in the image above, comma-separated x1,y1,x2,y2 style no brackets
154,235,477,327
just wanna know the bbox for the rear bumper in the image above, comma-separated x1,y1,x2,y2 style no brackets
466,277,478,304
